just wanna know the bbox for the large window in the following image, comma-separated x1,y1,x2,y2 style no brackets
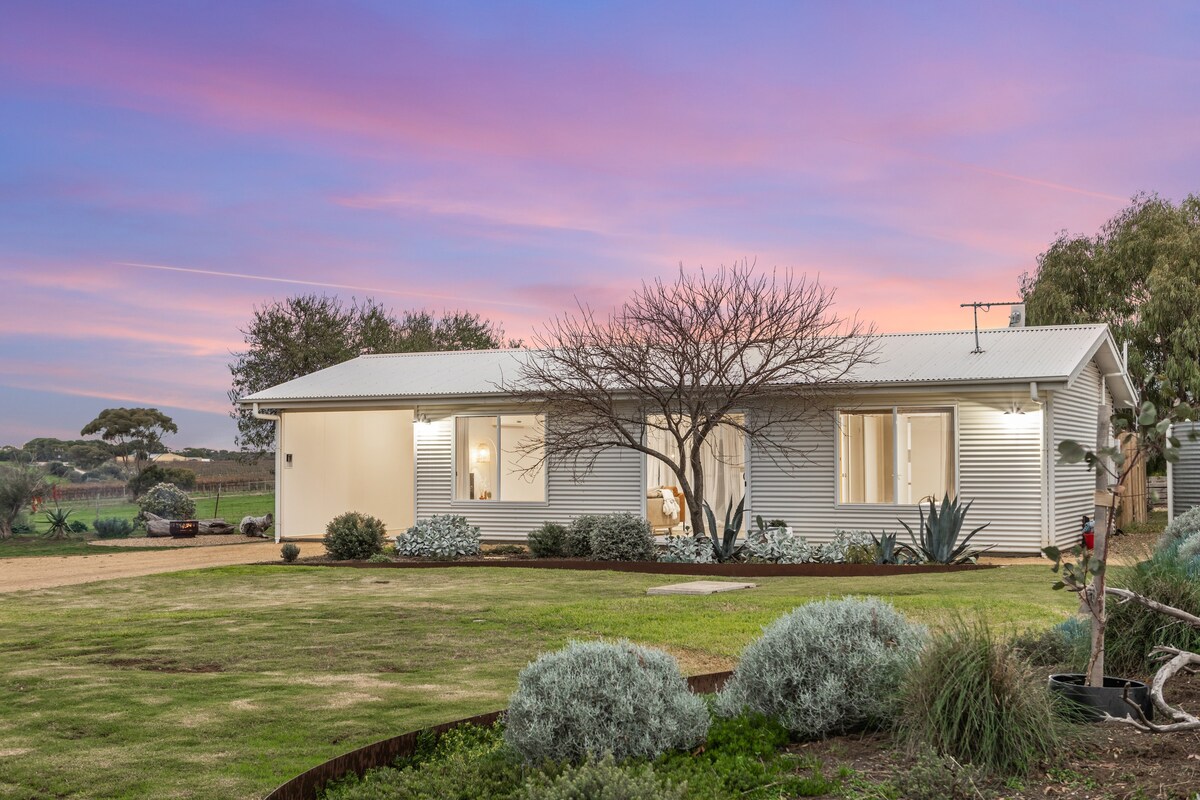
454,415,546,502
838,407,955,505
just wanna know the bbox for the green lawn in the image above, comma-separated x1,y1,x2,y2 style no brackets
0,493,276,558
0,564,1074,800
0,535,164,558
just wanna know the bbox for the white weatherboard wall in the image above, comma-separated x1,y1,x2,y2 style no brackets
1171,422,1200,518
279,409,415,537
1049,361,1107,548
748,391,1046,554
415,414,642,538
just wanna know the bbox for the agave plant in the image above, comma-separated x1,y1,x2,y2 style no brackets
42,506,74,540
899,495,991,565
871,531,917,565
703,496,745,563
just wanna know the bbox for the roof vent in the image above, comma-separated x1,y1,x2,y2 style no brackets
1008,303,1026,328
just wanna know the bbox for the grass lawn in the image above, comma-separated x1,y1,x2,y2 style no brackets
0,563,1074,800
0,535,165,559
0,493,276,558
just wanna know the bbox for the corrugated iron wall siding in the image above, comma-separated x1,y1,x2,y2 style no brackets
1171,422,1200,517
415,416,643,538
412,373,1112,553
1050,362,1103,548
747,392,1046,554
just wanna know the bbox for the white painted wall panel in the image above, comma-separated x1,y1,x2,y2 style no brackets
279,409,415,537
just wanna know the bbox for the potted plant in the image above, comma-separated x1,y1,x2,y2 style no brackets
1043,400,1198,721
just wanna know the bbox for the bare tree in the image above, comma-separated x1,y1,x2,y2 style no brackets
506,264,877,537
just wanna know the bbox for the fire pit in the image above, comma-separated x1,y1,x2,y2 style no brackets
169,520,199,538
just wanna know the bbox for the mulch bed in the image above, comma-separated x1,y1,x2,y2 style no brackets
274,555,997,577
800,670,1200,799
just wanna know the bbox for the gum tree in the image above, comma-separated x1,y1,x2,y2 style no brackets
80,408,177,476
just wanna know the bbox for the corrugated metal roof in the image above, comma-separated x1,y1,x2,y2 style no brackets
241,324,1131,404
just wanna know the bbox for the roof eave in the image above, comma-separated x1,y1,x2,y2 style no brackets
238,377,1079,408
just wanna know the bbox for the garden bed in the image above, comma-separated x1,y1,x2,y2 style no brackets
278,556,997,577
271,668,1200,800
264,671,734,800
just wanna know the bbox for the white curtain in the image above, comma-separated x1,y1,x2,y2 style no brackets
645,416,745,524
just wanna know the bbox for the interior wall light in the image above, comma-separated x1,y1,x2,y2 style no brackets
476,442,492,462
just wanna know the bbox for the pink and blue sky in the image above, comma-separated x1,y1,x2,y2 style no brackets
1,2,1197,448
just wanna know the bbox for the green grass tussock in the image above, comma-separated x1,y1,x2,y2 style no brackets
898,617,1067,777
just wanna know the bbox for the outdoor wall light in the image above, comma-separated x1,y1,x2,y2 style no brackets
1004,402,1026,415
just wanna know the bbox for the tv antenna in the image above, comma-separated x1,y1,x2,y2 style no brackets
960,300,1021,354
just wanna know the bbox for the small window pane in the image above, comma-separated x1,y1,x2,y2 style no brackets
838,411,895,504
499,415,546,502
455,417,499,500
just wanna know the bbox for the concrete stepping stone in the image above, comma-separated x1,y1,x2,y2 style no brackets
646,580,756,595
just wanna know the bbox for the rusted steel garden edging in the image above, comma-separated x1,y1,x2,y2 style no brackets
263,671,733,800
276,559,996,577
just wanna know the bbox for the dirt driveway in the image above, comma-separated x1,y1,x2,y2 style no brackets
0,541,326,593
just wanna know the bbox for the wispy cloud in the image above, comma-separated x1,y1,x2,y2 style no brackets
115,262,546,311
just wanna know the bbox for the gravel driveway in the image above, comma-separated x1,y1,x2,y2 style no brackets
0,540,326,593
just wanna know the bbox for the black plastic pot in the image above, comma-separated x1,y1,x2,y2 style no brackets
1048,673,1152,722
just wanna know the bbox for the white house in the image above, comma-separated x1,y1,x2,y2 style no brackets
239,324,1135,554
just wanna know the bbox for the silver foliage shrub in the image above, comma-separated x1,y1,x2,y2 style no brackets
504,640,710,764
745,528,813,564
716,596,926,737
395,514,481,560
136,482,196,522
659,534,714,564
818,530,874,563
588,513,656,561
1176,530,1200,565
1159,506,1200,551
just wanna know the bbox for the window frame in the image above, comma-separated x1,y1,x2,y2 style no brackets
450,413,549,506
833,404,959,508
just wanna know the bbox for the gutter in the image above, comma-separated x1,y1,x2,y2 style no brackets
252,403,283,543
252,402,280,422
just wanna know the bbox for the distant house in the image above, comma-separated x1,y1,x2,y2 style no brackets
150,453,209,463
238,324,1135,554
